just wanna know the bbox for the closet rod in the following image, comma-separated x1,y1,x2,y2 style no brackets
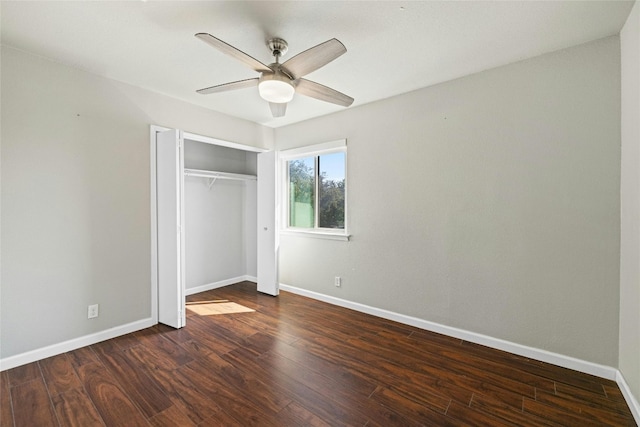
184,168,257,182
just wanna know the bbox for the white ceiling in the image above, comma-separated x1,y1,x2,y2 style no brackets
1,1,634,128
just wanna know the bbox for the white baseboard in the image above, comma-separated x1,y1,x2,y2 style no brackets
0,317,155,372
617,370,640,423
185,275,257,296
279,284,618,380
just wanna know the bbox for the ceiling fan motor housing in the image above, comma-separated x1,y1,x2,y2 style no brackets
267,38,288,59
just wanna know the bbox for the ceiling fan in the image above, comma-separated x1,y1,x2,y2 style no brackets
195,33,354,118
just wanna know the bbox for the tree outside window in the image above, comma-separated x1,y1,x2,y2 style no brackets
288,151,345,230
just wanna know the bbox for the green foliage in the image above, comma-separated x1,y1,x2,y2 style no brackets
288,158,345,229
319,173,345,228
289,159,314,203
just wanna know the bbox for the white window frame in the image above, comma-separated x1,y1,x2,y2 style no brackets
280,139,349,241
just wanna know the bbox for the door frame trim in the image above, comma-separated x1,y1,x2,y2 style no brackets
149,126,269,325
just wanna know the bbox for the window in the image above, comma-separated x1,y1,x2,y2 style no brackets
281,140,348,239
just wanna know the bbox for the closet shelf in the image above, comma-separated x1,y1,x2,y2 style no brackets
184,168,257,182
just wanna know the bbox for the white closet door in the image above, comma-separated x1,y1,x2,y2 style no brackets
257,151,279,296
156,129,185,328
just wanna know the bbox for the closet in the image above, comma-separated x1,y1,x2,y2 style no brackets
184,139,257,293
153,128,278,329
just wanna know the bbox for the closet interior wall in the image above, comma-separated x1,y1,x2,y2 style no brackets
183,139,258,293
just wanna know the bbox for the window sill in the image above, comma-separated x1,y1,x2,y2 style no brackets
280,229,350,241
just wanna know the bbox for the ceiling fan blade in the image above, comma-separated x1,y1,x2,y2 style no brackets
195,33,272,73
296,79,354,107
269,102,287,118
281,38,346,79
196,78,259,95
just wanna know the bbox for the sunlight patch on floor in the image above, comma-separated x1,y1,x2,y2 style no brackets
185,300,255,315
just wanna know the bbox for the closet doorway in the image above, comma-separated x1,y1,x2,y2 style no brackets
151,127,278,329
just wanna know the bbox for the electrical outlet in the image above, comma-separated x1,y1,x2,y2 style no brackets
88,304,99,319
335,276,342,287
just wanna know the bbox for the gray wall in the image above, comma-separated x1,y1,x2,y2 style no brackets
620,0,640,400
0,30,630,388
276,36,621,366
0,47,269,358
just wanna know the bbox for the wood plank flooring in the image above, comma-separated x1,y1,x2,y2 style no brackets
1,281,636,426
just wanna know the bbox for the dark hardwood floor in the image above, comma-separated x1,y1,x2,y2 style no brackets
1,281,636,426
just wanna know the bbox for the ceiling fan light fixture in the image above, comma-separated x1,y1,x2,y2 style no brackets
258,73,295,103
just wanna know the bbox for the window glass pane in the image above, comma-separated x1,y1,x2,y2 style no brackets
318,152,345,229
288,157,315,228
